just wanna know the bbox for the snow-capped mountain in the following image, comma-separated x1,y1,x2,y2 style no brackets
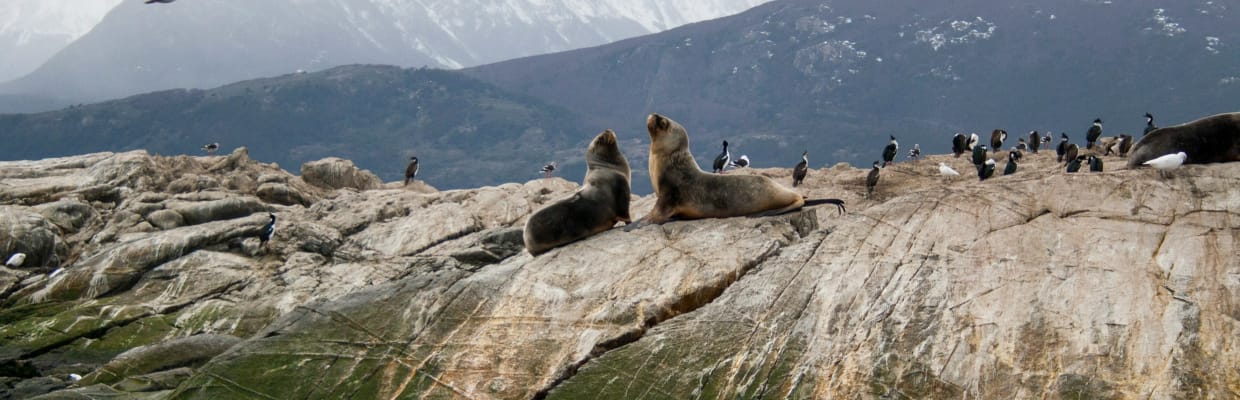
0,0,121,83
0,0,768,108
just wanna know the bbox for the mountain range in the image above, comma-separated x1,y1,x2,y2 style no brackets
0,0,120,83
1,0,1237,194
0,0,767,109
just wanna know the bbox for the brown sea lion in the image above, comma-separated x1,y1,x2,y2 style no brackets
1128,112,1240,168
523,129,631,255
636,113,843,226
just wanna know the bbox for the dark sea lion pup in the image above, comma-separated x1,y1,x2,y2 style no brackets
635,113,843,226
1127,112,1240,168
524,129,632,255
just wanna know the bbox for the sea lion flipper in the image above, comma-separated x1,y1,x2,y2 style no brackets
803,198,846,215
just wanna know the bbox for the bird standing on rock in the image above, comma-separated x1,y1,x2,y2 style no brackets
1144,113,1158,136
713,140,730,174
202,142,220,155
1003,151,1018,175
1064,144,1079,165
540,161,558,178
972,145,988,167
1056,133,1070,162
908,144,921,161
259,213,276,247
1088,155,1104,172
882,135,898,167
1086,118,1103,149
729,155,750,169
404,157,419,185
939,162,960,177
978,159,996,181
1143,151,1187,178
1066,156,1084,173
990,129,1007,152
1029,131,1041,153
866,161,880,198
952,133,967,158
792,150,808,187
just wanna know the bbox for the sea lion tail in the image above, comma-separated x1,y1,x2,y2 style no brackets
804,198,846,215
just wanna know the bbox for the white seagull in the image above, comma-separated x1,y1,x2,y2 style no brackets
1143,151,1187,178
5,253,25,267
938,162,960,177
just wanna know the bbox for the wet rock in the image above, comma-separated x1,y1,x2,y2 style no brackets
77,334,241,387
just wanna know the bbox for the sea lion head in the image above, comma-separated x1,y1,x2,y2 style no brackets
586,129,628,174
646,113,689,155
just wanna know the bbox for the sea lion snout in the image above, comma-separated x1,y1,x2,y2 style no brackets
596,129,617,146
647,113,669,135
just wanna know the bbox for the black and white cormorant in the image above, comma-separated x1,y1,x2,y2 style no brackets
1003,151,1018,175
1118,134,1134,157
1015,138,1028,152
792,150,808,187
1066,156,1084,173
1056,133,1070,162
404,156,419,185
990,129,1006,152
1086,118,1103,149
881,135,898,167
1088,155,1104,172
1028,131,1041,153
972,145,988,166
866,161,881,198
1144,113,1157,136
952,133,967,158
260,213,276,246
1064,144,1079,165
978,159,996,181
713,140,730,174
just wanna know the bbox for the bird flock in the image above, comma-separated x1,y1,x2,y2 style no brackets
158,113,1185,259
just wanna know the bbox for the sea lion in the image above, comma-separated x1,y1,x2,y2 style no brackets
523,129,631,255
636,113,843,225
1127,112,1240,168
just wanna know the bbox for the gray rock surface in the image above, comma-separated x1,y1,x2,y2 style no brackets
1,149,1237,399
299,157,382,191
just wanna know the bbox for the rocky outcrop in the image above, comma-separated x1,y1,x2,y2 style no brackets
1,148,1238,399
300,157,383,191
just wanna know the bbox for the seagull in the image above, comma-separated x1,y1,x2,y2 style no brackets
907,144,921,161
201,142,220,155
5,253,25,267
540,161,558,178
1143,151,1187,177
145,0,176,4
68,373,82,382
938,162,960,177
728,155,750,169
